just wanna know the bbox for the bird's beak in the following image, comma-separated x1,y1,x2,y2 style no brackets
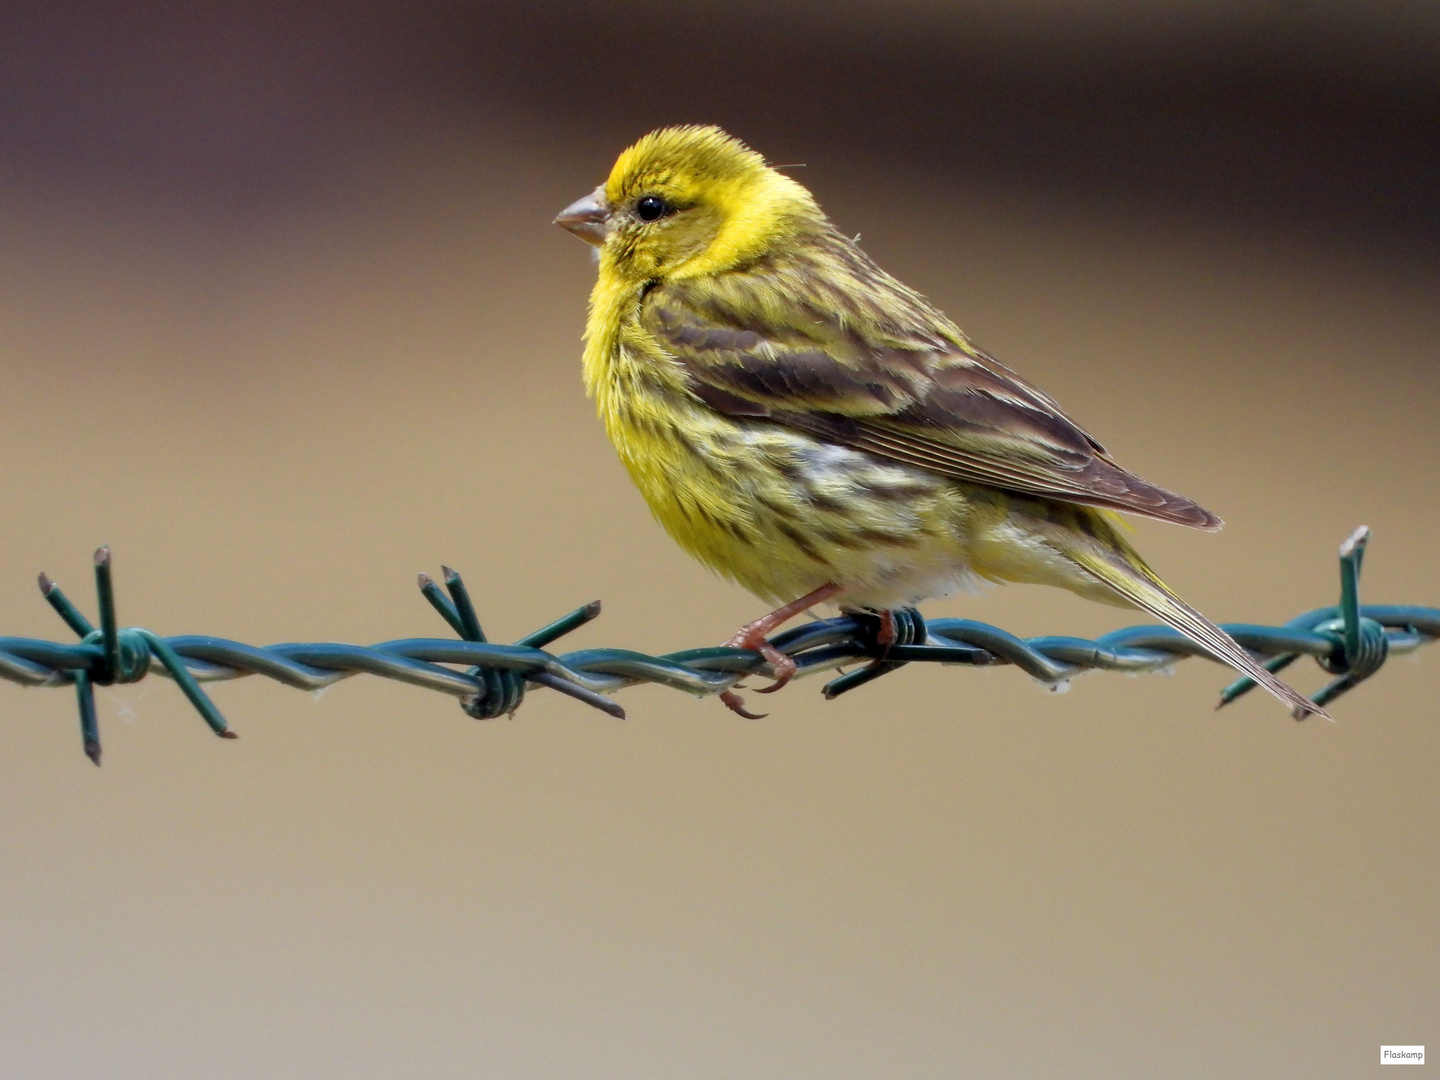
554,187,610,247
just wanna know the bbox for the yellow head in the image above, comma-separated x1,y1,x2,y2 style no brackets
554,126,823,283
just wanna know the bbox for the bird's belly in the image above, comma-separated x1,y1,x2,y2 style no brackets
609,401,985,608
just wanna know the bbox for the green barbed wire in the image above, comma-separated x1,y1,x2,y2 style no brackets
1,527,1433,766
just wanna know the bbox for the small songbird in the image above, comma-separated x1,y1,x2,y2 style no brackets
555,125,1324,719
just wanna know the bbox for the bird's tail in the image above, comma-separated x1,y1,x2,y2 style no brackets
1054,532,1329,720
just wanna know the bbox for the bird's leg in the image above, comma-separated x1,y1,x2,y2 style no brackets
876,609,898,649
719,583,841,716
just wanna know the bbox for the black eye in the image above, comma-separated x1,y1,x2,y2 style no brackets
635,195,669,221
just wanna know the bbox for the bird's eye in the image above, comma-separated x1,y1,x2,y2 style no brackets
635,195,670,221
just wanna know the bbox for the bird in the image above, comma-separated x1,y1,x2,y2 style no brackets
554,124,1325,720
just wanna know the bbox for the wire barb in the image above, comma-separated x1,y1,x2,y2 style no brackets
1217,524,1393,719
418,567,619,721
2,528,1434,764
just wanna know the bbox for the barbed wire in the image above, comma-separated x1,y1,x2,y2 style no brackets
1,527,1433,765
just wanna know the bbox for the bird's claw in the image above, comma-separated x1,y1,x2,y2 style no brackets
720,689,768,719
751,642,797,693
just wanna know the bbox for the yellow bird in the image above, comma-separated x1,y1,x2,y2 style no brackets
555,124,1324,720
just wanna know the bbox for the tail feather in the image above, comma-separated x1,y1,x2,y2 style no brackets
1063,544,1330,721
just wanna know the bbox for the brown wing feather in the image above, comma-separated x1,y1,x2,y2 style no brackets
643,237,1222,531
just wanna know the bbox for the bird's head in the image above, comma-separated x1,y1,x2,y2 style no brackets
554,125,822,283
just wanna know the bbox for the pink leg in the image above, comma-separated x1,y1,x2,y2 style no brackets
876,609,897,648
852,609,898,675
719,583,841,717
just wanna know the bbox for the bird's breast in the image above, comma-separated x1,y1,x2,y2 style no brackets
594,346,980,607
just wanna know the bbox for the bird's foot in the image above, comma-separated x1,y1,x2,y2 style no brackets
717,583,842,715
722,622,800,695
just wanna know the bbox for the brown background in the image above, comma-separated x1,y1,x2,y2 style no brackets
0,3,1436,1077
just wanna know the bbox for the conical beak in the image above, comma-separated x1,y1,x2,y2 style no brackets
554,187,609,247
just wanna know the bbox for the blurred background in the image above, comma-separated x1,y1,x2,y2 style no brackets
0,2,1436,1077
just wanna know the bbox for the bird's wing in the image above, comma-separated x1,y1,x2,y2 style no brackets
641,265,1221,530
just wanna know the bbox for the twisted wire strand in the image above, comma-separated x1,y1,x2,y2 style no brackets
2,528,1434,765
